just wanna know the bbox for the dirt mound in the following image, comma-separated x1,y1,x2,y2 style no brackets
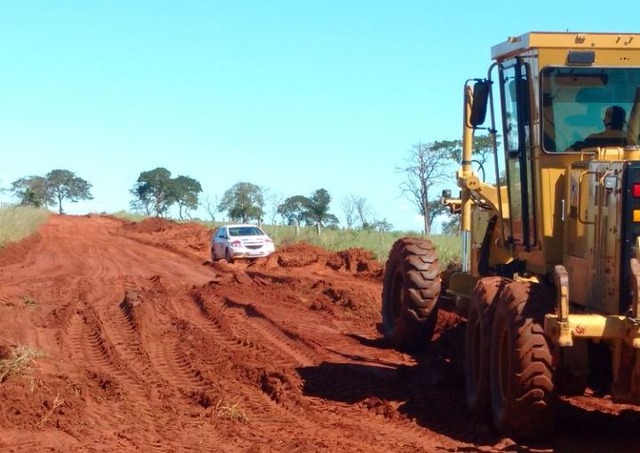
0,214,638,452
121,216,177,233
257,243,383,279
330,248,384,277
0,232,41,267
269,242,331,268
123,222,384,281
121,218,213,262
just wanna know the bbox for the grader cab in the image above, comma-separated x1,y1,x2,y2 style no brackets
381,32,640,438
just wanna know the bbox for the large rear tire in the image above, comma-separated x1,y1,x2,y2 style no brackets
490,281,556,439
465,277,510,418
381,238,441,351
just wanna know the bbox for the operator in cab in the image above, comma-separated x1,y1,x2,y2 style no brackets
568,105,628,150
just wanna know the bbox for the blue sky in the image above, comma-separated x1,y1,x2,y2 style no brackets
1,1,638,231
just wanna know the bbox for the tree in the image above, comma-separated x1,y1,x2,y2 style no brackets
448,134,501,182
130,167,174,217
278,195,310,226
340,194,358,230
262,188,285,226
471,134,498,181
277,189,339,235
10,176,52,208
398,141,453,235
202,195,220,222
435,133,503,233
427,199,449,232
441,215,460,236
371,218,393,233
172,175,202,220
218,182,264,223
305,189,339,232
353,197,375,230
46,169,93,214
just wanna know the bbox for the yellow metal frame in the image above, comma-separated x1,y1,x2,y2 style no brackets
545,261,640,349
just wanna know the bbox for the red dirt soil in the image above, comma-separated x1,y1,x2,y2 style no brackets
0,215,639,452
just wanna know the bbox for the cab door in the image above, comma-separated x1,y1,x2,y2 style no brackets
499,58,537,250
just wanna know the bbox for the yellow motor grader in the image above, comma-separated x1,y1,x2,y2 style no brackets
381,31,640,438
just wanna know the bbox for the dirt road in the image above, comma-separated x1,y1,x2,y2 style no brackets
0,215,638,452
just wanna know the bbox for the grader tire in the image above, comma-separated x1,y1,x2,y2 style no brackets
465,277,510,418
381,238,441,352
490,281,556,440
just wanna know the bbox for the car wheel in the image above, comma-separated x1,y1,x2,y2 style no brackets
225,248,234,263
211,247,218,262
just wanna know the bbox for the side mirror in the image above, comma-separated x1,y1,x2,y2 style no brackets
469,80,490,127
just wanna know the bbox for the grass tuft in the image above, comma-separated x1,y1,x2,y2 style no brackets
215,400,249,424
23,296,38,308
0,344,45,383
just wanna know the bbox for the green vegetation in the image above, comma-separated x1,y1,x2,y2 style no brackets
269,225,462,264
278,188,339,229
11,169,93,214
201,220,462,264
130,167,202,219
218,182,264,223
0,206,50,248
115,211,462,264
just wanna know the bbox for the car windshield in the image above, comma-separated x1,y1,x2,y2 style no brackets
541,67,640,151
228,226,264,237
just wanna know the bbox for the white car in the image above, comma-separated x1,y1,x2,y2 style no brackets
210,224,276,263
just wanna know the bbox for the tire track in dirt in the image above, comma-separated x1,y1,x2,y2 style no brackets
66,305,133,433
170,281,336,434
179,290,308,424
67,288,223,452
195,278,448,450
190,290,263,352
141,290,214,393
110,286,232,453
68,297,180,452
222,295,322,368
115,282,272,452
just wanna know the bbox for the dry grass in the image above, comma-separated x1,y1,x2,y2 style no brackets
0,344,45,383
23,296,38,308
0,206,49,248
215,400,249,424
35,393,65,427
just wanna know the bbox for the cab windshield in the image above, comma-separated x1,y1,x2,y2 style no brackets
542,67,640,152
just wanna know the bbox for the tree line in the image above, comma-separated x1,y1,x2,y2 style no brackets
5,167,354,232
5,134,495,234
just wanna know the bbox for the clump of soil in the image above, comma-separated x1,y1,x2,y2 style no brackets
121,217,177,233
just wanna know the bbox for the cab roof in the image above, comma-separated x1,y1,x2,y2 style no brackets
491,31,640,61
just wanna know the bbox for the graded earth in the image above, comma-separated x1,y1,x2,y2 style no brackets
0,215,638,452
